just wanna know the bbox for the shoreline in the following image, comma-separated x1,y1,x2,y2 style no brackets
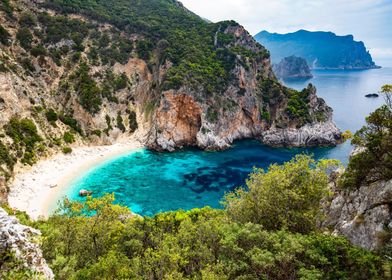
7,140,143,220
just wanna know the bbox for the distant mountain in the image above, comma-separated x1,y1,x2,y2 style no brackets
255,30,380,69
273,56,313,79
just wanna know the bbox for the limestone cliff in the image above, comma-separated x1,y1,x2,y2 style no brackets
0,207,54,279
324,178,392,251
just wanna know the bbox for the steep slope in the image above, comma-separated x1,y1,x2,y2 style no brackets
0,0,341,198
255,30,379,69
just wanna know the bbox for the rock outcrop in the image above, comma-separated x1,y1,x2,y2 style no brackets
273,56,313,79
0,208,54,279
324,179,392,250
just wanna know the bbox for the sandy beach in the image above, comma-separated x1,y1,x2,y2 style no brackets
7,140,143,220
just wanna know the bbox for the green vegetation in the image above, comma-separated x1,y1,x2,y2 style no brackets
116,112,126,133
59,115,82,135
31,155,386,279
63,132,75,144
4,118,42,165
0,249,39,279
0,24,10,45
128,111,138,133
225,155,339,233
62,146,72,154
43,0,268,95
341,85,392,188
71,63,102,114
0,0,13,17
45,108,58,124
16,27,33,50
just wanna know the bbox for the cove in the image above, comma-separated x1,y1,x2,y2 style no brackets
62,68,391,216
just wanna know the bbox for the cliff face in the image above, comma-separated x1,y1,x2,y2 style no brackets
255,30,379,69
0,0,341,193
324,178,392,251
273,56,313,79
0,208,54,279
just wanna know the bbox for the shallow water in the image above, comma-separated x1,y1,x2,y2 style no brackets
62,68,392,216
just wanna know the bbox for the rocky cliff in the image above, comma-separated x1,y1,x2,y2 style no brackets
0,0,341,195
0,207,54,279
255,30,380,69
272,56,313,79
324,177,392,251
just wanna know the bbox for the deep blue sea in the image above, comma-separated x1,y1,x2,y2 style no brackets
60,68,392,216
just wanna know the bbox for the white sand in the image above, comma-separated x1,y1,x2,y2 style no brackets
7,140,143,220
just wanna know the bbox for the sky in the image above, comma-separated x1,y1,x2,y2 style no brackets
180,0,392,66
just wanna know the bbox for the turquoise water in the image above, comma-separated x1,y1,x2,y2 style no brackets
62,68,392,216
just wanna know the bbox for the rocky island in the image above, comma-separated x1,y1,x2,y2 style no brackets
255,30,380,69
272,55,313,79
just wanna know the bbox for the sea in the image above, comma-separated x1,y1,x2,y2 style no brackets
59,68,392,216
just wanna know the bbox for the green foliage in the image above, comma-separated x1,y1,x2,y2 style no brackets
19,12,37,28
206,107,219,123
59,115,82,135
0,0,13,17
30,45,47,57
0,249,40,279
42,0,267,95
341,102,392,188
37,192,386,279
62,146,72,154
116,112,126,133
0,24,10,45
0,140,14,170
128,111,138,133
4,118,42,165
72,63,102,114
45,108,58,123
16,27,33,50
341,130,353,142
63,132,75,144
224,155,340,234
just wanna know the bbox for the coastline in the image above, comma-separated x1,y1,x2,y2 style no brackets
7,140,143,220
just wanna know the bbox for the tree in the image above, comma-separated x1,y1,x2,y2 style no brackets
224,154,340,233
381,84,392,109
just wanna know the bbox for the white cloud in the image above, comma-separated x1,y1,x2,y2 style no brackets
180,0,392,59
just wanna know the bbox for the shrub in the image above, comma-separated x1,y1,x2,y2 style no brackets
224,154,340,233
116,112,126,133
59,115,82,135
45,108,58,123
63,132,75,144
128,111,138,133
16,27,33,50
0,24,10,45
4,117,42,165
62,146,72,154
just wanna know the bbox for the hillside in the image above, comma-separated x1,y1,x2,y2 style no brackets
0,0,341,201
255,30,379,69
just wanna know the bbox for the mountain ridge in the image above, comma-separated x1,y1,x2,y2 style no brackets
255,29,380,69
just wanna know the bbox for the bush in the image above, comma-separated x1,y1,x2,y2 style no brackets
224,154,340,233
37,194,386,279
4,117,42,165
62,146,72,154
341,104,392,188
63,132,75,144
116,112,126,133
59,115,82,135
45,109,58,123
16,27,33,50
128,111,138,133
0,24,10,45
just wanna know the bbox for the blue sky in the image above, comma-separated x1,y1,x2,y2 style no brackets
181,0,392,66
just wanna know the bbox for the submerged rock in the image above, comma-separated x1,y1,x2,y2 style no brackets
0,208,54,279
